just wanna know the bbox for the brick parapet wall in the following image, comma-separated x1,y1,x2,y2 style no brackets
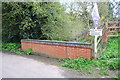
21,39,92,59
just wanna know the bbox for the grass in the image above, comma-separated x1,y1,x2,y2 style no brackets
60,37,119,76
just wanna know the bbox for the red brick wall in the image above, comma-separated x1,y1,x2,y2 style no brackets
32,42,67,58
21,40,92,59
21,41,32,50
66,46,92,59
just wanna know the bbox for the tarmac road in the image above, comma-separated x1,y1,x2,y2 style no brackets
2,51,81,78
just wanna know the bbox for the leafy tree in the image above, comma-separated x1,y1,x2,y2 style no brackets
2,2,85,42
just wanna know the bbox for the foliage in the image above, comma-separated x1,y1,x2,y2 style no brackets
2,2,47,42
99,37,119,59
43,14,85,41
15,48,23,55
2,43,34,55
15,51,23,55
2,2,85,42
0,43,2,50
2,2,116,43
65,2,115,28
60,58,92,70
2,43,20,51
98,2,109,19
66,2,93,29
25,48,33,55
60,38,119,75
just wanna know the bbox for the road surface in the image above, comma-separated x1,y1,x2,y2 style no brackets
2,51,81,78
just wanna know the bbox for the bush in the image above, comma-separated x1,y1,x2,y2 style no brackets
2,2,85,43
2,43,20,51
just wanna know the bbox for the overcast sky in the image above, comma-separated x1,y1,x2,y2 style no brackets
59,0,119,17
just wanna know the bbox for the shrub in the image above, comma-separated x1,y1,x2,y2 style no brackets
2,43,20,51
2,2,86,43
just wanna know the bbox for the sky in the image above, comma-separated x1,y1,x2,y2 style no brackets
59,0,120,17
59,0,120,3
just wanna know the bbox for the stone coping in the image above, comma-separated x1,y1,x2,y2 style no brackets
21,39,92,47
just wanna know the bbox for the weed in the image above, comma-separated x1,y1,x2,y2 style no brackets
99,70,109,76
15,51,23,55
15,48,23,55
25,48,33,55
60,37,119,75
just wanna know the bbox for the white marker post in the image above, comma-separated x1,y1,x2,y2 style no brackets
94,27,98,59
91,3,100,59
90,28,103,59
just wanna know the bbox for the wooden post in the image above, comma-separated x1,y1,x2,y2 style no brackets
94,27,98,59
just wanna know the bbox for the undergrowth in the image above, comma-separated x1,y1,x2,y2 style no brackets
60,37,119,76
1,43,34,55
1,43,21,51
